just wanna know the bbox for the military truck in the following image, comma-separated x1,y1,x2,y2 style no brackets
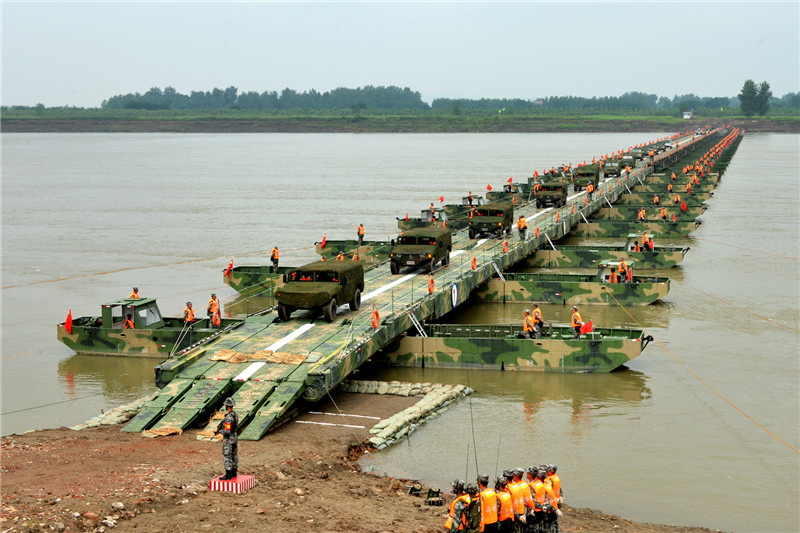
389,226,452,274
467,202,513,239
603,160,622,177
276,260,364,322
572,164,602,191
534,181,571,208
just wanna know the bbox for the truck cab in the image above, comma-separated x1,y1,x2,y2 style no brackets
389,226,453,274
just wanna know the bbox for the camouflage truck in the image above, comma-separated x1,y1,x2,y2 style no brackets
389,226,453,274
56,298,241,357
602,160,622,177
276,260,364,322
474,261,671,306
381,323,653,372
572,164,603,191
533,181,572,208
467,202,514,239
522,232,690,268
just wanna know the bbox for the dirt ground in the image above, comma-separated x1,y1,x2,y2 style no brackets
2,393,722,533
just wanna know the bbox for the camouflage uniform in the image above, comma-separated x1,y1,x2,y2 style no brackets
216,409,239,471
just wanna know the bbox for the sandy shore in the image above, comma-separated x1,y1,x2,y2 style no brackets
0,391,722,533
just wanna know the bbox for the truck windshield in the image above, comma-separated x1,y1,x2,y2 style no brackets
289,271,339,282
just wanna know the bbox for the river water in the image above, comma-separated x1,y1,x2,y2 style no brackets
2,132,798,531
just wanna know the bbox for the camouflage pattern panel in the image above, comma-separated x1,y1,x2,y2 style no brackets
224,265,289,294
238,381,305,440
122,378,196,432
56,320,235,358
645,173,720,184
633,182,715,193
381,327,646,372
592,205,706,220
522,247,687,269
572,219,701,237
473,276,669,306
315,240,393,265
617,192,710,205
148,378,237,432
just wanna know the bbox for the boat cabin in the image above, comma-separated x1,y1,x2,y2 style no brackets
459,195,484,207
99,298,165,330
626,233,655,251
598,261,635,283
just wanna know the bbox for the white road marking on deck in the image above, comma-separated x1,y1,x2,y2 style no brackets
308,411,381,420
295,420,366,429
233,322,315,381
361,273,417,302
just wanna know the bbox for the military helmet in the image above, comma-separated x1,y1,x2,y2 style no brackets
187,301,192,306
496,476,508,487
477,474,489,486
502,469,513,480
224,397,235,407
133,287,138,291
513,467,524,477
537,469,547,479
549,464,558,473
524,309,531,314
465,483,478,496
571,305,578,311
452,479,465,494
527,466,538,475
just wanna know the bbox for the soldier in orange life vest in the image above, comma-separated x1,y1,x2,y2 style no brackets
608,267,618,284
570,306,583,339
532,304,543,339
270,247,279,273
494,476,515,533
545,465,563,505
522,309,536,339
207,293,221,327
531,468,561,533
637,208,646,223
507,468,533,527
124,313,135,329
667,182,674,193
357,223,365,245
660,207,667,220
468,192,474,206
336,251,344,261
585,182,594,201
183,302,196,324
653,194,660,205
673,193,681,204
129,287,140,299
517,215,527,241
477,475,500,533
445,480,471,532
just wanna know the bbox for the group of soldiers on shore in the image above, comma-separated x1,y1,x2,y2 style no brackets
445,465,563,533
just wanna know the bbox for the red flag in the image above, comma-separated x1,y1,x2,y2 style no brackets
534,170,539,177
223,258,233,277
486,184,492,191
321,233,327,248
580,320,593,335
571,204,574,214
65,309,73,334
439,195,444,203
672,213,677,222
405,212,409,221
627,267,633,282
507,176,513,184
681,200,687,212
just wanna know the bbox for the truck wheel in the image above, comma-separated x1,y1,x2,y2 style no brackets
496,228,503,239
390,261,399,275
442,252,450,267
278,303,292,321
425,258,435,273
468,228,475,239
323,298,338,323
349,289,361,311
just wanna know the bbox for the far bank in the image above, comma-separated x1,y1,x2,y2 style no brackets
2,115,798,133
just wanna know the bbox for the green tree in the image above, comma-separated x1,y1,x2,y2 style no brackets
738,79,758,118
754,81,773,116
351,102,367,117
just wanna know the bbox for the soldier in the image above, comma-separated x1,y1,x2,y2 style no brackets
545,465,563,506
532,304,543,339
508,468,533,530
653,194,660,205
517,215,527,241
608,268,618,284
619,258,629,281
570,306,583,339
357,223,365,245
336,251,345,261
129,287,141,299
183,302,196,324
585,182,594,201
660,207,668,220
532,468,561,533
477,474,500,533
495,476,515,533
445,480,471,532
124,314,135,329
637,208,646,223
522,309,536,339
207,293,221,328
214,397,238,480
270,247,279,273
468,192,474,207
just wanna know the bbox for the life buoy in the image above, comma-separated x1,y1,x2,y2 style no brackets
471,256,477,271
502,240,508,253
427,276,434,294
371,309,380,329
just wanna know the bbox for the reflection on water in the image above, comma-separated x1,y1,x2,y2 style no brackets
57,354,158,402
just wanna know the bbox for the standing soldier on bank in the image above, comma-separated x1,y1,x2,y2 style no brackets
494,476,516,533
214,397,239,480
445,480,471,532
477,475,500,533
357,223,365,245
270,246,279,273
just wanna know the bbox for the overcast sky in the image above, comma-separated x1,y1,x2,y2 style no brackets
2,1,798,107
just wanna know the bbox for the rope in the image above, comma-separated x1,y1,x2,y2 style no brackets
1,392,105,416
645,266,799,334
603,289,799,455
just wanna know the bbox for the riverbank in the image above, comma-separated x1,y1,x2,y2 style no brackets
1,392,721,533
2,115,797,133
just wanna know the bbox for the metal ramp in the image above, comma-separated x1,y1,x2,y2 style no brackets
148,378,235,432
122,378,195,432
238,379,306,440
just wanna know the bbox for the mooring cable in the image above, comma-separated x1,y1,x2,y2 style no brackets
604,288,799,455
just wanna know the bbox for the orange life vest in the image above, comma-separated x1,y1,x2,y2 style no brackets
609,271,618,283
129,291,140,299
479,488,499,526
270,248,279,260
444,493,471,531
533,308,542,324
124,319,135,329
508,480,532,515
523,314,535,332
358,225,364,236
571,311,582,328
184,307,195,323
547,474,561,499
497,491,514,522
